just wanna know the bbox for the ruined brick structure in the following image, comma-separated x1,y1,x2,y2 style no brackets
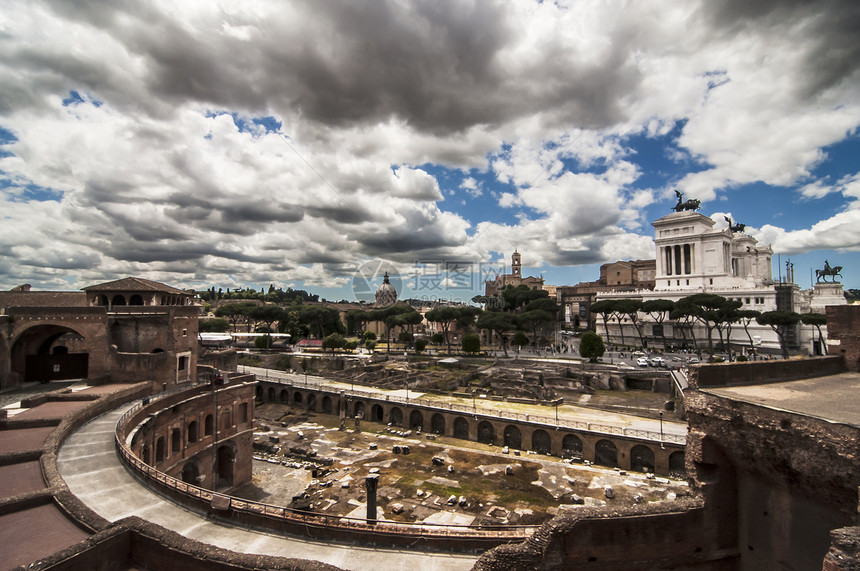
827,304,860,370
476,306,860,569
0,277,198,392
123,377,255,492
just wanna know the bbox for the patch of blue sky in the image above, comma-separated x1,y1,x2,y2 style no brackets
0,177,63,202
61,90,102,107
204,111,282,136
0,125,17,158
415,163,522,228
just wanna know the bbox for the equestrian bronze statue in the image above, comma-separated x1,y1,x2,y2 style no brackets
815,260,843,283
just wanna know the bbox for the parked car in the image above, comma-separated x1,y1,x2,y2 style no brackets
650,357,666,368
686,356,700,364
637,357,649,367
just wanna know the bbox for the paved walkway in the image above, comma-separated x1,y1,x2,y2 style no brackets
57,403,478,571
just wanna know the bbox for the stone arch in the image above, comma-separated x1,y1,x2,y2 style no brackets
409,410,424,430
503,425,522,449
155,436,166,461
216,443,235,489
129,294,144,305
389,407,403,426
10,324,90,383
353,401,366,419
141,444,151,465
631,445,655,473
279,389,288,403
321,395,333,413
371,404,384,423
171,428,181,453
188,420,199,443
431,413,445,435
477,421,495,445
267,387,275,402
181,460,201,485
531,429,551,454
306,393,317,411
293,391,302,406
594,439,617,467
111,294,127,306
562,434,583,458
669,450,686,476
204,414,214,436
453,417,469,440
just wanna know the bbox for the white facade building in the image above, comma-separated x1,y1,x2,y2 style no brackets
595,211,845,356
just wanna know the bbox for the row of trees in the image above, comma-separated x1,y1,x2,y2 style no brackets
589,294,826,359
198,284,319,303
203,283,560,357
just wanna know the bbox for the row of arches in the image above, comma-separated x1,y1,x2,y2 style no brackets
93,294,189,307
257,385,686,475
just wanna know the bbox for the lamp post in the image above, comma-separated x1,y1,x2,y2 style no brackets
659,410,664,447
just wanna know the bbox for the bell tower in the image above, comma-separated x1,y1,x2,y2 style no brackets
511,250,522,278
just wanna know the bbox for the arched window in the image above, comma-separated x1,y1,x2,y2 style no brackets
188,420,198,443
204,414,213,436
155,436,166,461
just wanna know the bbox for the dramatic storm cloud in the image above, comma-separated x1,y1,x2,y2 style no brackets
0,0,858,296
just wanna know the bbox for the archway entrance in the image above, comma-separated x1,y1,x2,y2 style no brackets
503,425,522,449
216,444,235,489
12,325,89,383
181,461,200,485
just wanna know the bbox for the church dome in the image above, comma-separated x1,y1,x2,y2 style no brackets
374,272,398,306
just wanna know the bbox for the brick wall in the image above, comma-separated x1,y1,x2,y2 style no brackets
688,355,845,388
826,305,860,371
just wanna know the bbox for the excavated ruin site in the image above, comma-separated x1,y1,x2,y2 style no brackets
235,403,688,527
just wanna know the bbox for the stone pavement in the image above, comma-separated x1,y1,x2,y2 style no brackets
57,403,478,571
705,371,860,427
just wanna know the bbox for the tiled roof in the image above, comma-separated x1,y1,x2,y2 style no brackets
83,277,189,295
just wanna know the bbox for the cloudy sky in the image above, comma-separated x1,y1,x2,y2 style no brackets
1,0,859,301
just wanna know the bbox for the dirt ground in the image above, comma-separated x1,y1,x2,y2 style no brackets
232,403,689,527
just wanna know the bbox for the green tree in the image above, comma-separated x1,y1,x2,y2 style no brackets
589,299,615,343
800,312,827,355
198,318,230,332
615,299,644,348
430,333,445,345
757,311,801,359
214,302,256,331
462,334,481,354
477,311,517,357
344,340,359,352
248,304,284,333
366,340,377,352
736,309,762,359
415,339,428,354
425,306,462,355
512,332,529,350
254,334,272,351
641,299,674,348
322,332,346,354
299,305,343,339
579,331,606,362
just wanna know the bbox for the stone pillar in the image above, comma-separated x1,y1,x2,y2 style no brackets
339,390,346,431
365,474,379,525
